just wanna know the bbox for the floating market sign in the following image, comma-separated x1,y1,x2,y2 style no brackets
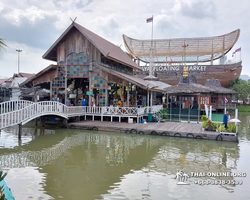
141,65,207,72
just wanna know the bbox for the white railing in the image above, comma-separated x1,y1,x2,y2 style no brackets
0,100,34,114
0,101,67,129
144,105,163,114
0,101,163,129
101,106,144,116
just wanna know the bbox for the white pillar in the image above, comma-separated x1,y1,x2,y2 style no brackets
235,109,238,119
150,91,153,107
209,105,212,120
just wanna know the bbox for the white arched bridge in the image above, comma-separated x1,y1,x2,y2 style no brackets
0,100,163,130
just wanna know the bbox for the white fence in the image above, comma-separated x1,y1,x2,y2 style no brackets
0,100,34,114
0,101,164,129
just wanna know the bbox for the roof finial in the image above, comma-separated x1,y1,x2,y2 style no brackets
70,17,77,23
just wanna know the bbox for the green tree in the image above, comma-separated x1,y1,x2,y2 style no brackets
230,79,250,101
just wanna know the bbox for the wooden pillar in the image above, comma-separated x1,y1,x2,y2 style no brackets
135,86,137,107
166,93,169,108
89,70,92,107
105,81,108,106
34,88,38,126
18,124,22,139
65,68,67,104
127,84,129,107
50,81,52,101
147,90,149,107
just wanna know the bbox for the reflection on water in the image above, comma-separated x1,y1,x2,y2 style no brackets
0,112,249,200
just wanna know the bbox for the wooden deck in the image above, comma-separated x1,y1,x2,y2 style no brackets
67,121,238,142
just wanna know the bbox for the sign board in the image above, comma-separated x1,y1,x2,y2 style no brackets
86,91,93,95
69,94,76,98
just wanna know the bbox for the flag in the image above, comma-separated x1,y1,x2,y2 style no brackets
225,97,228,103
235,47,241,53
205,97,209,101
146,17,153,23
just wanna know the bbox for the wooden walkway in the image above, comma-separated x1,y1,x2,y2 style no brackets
67,121,238,142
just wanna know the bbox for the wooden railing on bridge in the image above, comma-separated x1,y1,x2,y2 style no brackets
0,101,163,129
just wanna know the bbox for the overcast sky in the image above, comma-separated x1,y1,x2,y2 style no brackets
0,0,249,78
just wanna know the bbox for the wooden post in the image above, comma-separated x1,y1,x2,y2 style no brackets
166,93,169,108
18,124,22,139
127,84,129,107
147,90,149,107
34,88,38,126
105,81,108,106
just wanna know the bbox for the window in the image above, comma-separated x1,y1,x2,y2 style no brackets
211,96,216,104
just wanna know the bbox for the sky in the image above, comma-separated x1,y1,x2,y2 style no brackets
0,0,249,78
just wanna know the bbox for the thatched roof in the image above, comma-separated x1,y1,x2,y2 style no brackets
164,83,213,94
164,78,237,94
205,78,237,94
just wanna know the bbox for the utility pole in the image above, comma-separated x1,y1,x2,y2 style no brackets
16,49,22,74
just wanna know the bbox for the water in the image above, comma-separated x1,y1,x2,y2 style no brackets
0,113,250,200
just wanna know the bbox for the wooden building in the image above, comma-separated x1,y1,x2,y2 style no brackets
164,78,236,111
20,22,170,106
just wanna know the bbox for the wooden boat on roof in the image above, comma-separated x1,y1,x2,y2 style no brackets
123,29,242,88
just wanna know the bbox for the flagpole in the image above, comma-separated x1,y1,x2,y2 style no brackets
240,47,241,61
151,15,153,44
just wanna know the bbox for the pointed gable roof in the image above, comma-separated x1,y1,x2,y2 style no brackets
43,22,140,70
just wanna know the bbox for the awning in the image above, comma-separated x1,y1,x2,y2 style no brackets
20,65,58,87
99,64,170,92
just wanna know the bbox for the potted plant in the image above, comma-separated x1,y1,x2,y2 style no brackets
216,124,226,133
227,122,236,133
206,120,214,131
213,122,220,132
202,120,208,130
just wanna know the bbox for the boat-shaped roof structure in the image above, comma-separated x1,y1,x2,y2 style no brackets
123,29,240,63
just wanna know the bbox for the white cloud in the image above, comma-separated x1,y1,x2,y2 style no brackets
0,0,249,77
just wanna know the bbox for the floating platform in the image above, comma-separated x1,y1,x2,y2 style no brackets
66,121,238,142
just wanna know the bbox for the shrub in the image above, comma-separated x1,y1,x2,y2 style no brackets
202,121,209,128
217,124,226,132
213,122,221,130
201,115,208,122
227,122,237,133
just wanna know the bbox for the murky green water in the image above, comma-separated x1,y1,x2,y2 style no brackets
0,113,250,200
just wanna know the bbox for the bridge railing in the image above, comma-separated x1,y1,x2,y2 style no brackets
0,101,68,129
0,100,34,114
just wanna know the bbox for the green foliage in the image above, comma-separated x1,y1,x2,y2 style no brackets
160,109,169,119
202,121,208,128
227,122,237,133
217,124,226,132
236,105,250,112
230,78,250,101
201,115,208,122
213,122,221,130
